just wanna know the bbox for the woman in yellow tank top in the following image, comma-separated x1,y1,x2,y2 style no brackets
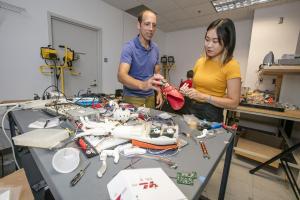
180,18,241,122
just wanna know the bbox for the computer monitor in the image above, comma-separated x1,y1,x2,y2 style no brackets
295,30,300,56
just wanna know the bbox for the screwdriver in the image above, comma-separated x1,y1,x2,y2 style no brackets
70,161,91,187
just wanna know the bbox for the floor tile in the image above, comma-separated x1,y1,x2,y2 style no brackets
227,176,253,200
204,155,296,200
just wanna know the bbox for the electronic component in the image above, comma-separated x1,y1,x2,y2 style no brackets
76,137,98,158
150,127,161,138
162,127,176,138
176,171,197,185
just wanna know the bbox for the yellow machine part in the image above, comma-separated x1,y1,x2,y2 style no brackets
65,48,74,61
39,65,54,75
40,47,58,60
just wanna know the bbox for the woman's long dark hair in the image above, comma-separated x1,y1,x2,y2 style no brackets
206,18,236,64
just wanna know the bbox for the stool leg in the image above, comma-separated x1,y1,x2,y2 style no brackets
250,143,300,174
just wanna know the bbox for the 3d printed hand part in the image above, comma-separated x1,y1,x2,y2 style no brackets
114,143,133,153
79,116,103,129
74,128,108,139
97,151,108,178
97,161,107,178
112,123,178,146
123,147,147,156
104,150,120,164
79,117,118,132
113,108,131,122
97,149,122,178
197,129,208,139
160,82,185,110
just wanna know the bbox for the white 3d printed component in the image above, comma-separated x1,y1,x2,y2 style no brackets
123,147,146,156
12,129,69,149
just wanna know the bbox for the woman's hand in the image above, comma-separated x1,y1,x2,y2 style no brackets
179,83,190,96
180,83,205,101
186,88,205,101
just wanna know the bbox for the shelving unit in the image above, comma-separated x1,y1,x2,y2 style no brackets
228,107,283,168
260,65,300,101
228,106,300,170
261,65,300,75
235,137,282,168
235,65,300,170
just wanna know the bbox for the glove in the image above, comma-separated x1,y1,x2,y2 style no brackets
160,82,185,110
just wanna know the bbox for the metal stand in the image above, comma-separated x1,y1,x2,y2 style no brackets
249,143,300,200
218,134,234,200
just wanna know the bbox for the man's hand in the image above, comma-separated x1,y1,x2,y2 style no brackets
155,91,163,108
142,74,164,91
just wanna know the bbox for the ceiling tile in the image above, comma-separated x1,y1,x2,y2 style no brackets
156,15,170,25
160,9,191,22
102,0,141,10
182,2,216,18
157,22,178,32
139,0,180,13
172,0,208,8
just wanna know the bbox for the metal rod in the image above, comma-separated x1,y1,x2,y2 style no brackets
280,159,299,200
283,159,300,197
250,143,300,174
218,135,234,200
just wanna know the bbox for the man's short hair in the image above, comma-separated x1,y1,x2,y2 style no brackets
187,70,194,78
138,10,156,24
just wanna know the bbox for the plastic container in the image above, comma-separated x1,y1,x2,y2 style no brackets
52,147,80,173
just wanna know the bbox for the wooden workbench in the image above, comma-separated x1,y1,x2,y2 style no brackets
234,106,300,122
227,106,300,168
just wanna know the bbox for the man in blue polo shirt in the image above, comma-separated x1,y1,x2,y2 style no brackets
118,10,164,108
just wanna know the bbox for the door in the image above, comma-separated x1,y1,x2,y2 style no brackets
51,16,101,97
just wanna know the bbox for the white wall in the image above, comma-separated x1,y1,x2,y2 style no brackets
1,0,298,104
165,19,252,87
0,0,166,100
245,1,300,104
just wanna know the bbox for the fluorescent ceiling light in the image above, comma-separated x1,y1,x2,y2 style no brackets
0,1,25,13
211,0,273,12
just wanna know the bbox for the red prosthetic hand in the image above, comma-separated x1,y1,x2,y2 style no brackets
160,81,185,110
